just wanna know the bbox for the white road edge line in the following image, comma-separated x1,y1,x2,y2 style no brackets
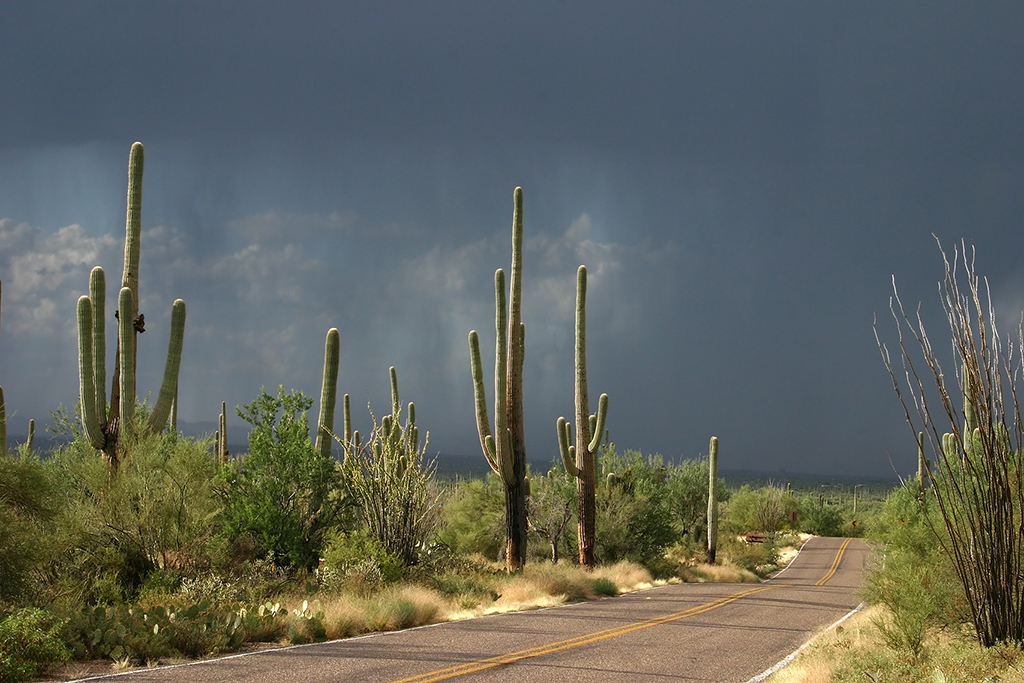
741,601,865,683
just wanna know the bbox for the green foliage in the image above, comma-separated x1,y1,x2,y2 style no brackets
526,464,577,562
61,599,293,663
722,484,793,535
863,485,964,662
594,447,677,568
797,495,845,537
0,452,58,602
342,373,440,566
320,529,405,589
44,415,220,605
665,457,729,542
591,577,617,596
217,387,344,571
437,476,506,561
0,608,70,683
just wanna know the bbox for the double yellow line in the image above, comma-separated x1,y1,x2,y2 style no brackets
393,540,852,683
815,537,853,586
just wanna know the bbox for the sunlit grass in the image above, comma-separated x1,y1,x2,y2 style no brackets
766,605,1024,683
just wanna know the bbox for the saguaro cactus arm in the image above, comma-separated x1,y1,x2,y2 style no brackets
315,328,340,458
588,393,609,452
118,287,136,431
77,296,106,450
146,299,186,433
556,416,579,477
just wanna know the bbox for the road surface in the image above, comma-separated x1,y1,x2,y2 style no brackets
68,536,869,682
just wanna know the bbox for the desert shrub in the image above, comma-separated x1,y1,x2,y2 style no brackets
862,485,964,662
797,495,845,537
0,451,59,602
0,608,70,683
665,457,728,542
217,387,345,571
320,529,405,590
526,464,577,563
595,447,677,568
717,534,779,575
437,476,506,561
341,385,441,566
591,577,617,596
42,413,220,605
722,484,793,535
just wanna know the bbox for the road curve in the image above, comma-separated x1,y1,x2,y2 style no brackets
67,537,870,683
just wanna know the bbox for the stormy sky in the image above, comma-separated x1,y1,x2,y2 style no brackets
1,2,1022,479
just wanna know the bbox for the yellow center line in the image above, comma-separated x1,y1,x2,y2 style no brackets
392,540,854,683
815,537,853,586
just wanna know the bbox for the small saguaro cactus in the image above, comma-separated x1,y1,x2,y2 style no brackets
468,187,528,572
76,142,187,465
555,265,609,568
315,328,340,459
218,401,229,463
26,419,34,454
707,436,720,564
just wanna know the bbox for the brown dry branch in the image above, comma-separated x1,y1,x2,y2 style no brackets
875,238,1024,646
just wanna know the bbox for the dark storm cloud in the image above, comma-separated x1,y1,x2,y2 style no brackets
1,1,1023,477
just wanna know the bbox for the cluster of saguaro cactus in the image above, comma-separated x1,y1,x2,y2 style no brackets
707,436,720,563
468,187,528,572
77,142,187,465
315,328,340,459
556,265,609,568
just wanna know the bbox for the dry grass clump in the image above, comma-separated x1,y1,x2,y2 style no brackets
678,563,759,584
592,560,654,590
766,604,1024,683
315,585,450,639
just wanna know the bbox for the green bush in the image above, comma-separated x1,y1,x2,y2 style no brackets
0,451,58,602
797,495,845,536
437,476,506,561
0,608,70,683
863,485,964,662
320,529,405,589
595,447,677,568
43,412,220,606
217,387,345,571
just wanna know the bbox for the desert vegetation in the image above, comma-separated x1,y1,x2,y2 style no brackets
0,143,874,681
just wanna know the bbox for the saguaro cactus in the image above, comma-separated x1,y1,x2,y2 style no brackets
556,265,609,568
76,142,187,464
468,187,528,572
315,328,340,459
707,436,720,563
0,278,5,457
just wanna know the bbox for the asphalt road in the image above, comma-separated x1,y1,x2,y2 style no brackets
69,537,870,683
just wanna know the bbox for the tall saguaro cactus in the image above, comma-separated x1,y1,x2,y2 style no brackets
468,187,528,572
707,436,720,564
315,328,340,459
556,265,609,567
76,142,187,464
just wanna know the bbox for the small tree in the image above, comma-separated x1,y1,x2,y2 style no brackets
217,387,343,571
877,239,1024,646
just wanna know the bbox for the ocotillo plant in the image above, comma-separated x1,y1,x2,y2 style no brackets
555,265,609,568
917,431,927,488
707,436,720,563
468,187,528,572
315,328,340,459
76,143,187,464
